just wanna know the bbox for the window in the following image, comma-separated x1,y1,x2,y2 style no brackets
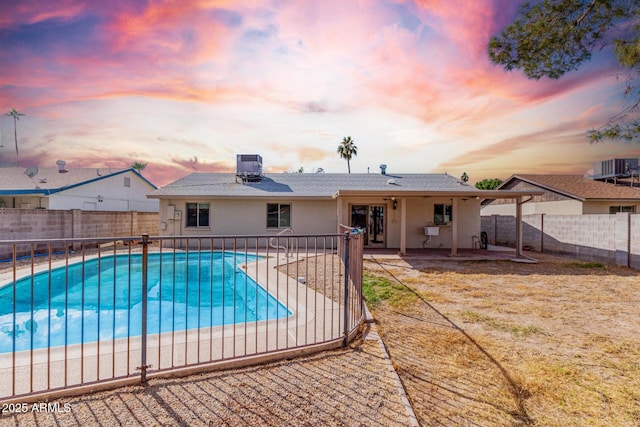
609,206,636,214
267,203,291,228
124,177,131,187
434,204,452,224
186,203,210,227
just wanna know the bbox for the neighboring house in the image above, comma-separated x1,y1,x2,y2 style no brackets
149,161,539,255
0,164,159,212
481,174,640,216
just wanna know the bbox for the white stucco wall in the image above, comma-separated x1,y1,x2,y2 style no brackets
338,196,481,249
582,201,640,214
482,199,640,216
481,199,583,216
47,172,159,212
157,195,482,249
158,198,336,237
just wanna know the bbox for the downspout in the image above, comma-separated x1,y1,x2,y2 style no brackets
515,195,534,258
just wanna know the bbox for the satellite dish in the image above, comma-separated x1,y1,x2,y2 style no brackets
24,166,39,178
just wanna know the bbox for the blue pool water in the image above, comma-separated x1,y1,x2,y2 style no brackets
0,252,291,353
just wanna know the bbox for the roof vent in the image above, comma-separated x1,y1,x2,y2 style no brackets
379,164,387,175
387,178,396,185
236,154,263,183
56,160,68,173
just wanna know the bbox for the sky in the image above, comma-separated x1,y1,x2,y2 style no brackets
1,0,639,187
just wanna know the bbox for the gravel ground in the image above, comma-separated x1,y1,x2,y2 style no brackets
0,330,413,427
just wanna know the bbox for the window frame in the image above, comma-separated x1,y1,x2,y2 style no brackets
266,203,291,228
609,205,636,214
185,202,210,228
433,204,453,225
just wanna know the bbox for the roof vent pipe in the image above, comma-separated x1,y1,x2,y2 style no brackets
56,160,67,173
379,164,387,175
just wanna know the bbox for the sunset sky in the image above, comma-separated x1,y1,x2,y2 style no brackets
1,0,639,187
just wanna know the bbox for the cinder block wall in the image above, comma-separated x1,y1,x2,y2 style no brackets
0,209,159,259
542,214,616,263
0,209,73,241
631,215,640,269
482,213,638,269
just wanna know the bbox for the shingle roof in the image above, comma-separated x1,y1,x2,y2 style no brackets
151,173,480,198
0,167,156,194
506,174,640,201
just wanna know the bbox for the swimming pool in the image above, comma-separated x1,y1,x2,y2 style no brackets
0,251,291,353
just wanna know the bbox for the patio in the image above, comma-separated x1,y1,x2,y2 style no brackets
363,245,528,262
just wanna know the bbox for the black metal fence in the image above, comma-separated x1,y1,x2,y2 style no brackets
0,232,364,402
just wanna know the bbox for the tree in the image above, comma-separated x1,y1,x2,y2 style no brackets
475,178,504,190
488,0,640,141
6,108,25,166
337,136,358,173
131,161,147,171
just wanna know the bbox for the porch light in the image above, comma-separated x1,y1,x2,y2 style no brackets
391,197,397,210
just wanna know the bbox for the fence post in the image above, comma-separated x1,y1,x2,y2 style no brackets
342,231,351,347
139,233,150,383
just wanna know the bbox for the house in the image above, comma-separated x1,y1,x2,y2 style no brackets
149,158,540,255
0,162,159,212
481,174,640,216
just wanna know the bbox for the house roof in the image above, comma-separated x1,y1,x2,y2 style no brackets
150,172,541,199
0,167,157,195
500,174,640,201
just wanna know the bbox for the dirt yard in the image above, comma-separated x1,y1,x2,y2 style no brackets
363,252,640,426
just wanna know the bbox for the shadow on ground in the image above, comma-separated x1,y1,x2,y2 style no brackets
1,338,410,427
367,258,534,426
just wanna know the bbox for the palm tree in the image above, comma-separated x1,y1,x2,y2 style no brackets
131,161,148,172
6,109,25,166
337,136,357,173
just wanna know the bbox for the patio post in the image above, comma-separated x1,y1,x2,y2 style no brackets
515,197,523,258
336,196,343,232
400,198,407,255
450,198,458,256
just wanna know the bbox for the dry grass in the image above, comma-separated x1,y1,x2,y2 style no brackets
364,252,640,426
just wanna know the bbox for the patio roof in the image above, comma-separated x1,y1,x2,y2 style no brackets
333,189,542,199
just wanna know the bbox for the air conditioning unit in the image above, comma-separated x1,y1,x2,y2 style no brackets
236,154,263,182
593,158,639,180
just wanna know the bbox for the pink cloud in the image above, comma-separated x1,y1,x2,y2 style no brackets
105,1,235,63
0,0,87,29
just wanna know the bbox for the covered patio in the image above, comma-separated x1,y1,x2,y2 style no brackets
334,189,543,258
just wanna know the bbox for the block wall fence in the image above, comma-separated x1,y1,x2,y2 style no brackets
0,209,159,259
481,213,640,269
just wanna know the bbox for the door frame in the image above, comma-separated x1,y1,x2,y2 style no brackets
349,203,387,248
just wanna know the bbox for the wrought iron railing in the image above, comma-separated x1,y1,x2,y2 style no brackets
0,232,364,403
